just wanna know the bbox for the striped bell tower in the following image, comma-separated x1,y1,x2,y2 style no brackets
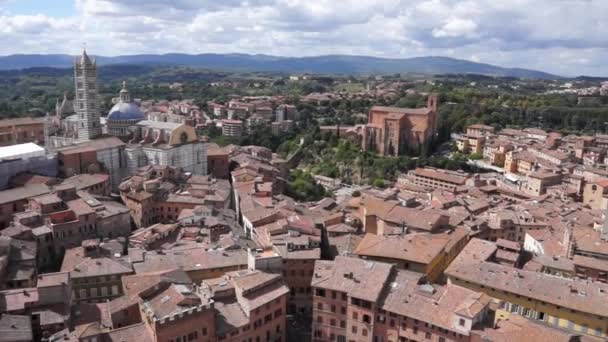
74,49,101,141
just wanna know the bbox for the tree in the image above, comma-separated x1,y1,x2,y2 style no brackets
469,152,483,160
372,178,386,188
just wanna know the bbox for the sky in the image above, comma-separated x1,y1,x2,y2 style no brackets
0,0,606,76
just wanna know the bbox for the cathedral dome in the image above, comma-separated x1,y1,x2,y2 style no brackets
107,102,145,121
107,81,144,122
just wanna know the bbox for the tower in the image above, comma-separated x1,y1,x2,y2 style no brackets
74,49,101,141
119,81,130,103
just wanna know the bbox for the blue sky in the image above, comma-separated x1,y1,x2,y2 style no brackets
0,0,606,76
3,0,75,17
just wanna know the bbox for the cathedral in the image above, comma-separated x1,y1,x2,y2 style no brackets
47,50,207,190
361,94,439,156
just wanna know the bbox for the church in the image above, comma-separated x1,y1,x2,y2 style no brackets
47,50,207,190
361,94,439,156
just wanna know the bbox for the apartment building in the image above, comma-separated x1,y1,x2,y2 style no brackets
311,256,491,342
400,168,469,191
221,119,244,137
446,240,608,338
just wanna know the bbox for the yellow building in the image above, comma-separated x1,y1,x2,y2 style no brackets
446,260,608,338
456,135,485,154
582,178,608,210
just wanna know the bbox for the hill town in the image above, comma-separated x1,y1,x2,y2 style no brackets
0,48,607,342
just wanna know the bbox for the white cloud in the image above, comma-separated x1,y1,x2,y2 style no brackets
432,17,478,38
0,0,605,76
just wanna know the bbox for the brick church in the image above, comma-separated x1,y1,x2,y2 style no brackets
361,94,439,156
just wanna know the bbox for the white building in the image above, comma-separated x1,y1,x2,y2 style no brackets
0,143,57,189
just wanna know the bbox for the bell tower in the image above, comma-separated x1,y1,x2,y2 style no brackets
74,49,101,141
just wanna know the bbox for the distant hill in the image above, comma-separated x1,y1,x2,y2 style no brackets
0,53,560,79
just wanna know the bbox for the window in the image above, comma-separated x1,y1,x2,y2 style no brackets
362,329,368,337
363,315,371,324
458,318,466,327
317,316,323,324
351,326,357,334
341,306,347,314
331,305,336,313
340,321,346,328
316,289,326,297
352,312,358,320
425,332,432,340
317,303,323,311
330,319,336,326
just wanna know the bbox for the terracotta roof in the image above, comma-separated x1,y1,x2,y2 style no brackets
233,271,289,311
447,261,608,318
0,184,50,205
471,314,597,342
371,106,432,116
133,248,247,274
63,174,109,190
215,301,249,334
312,256,393,303
445,238,497,274
355,233,449,265
381,270,489,334
144,283,205,320
0,314,32,342
0,117,44,128
329,234,363,257
57,137,125,154
573,255,608,273
0,288,38,312
106,323,155,342
37,272,69,288
412,168,468,185
69,257,133,279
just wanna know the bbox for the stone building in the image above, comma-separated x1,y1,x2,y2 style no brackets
56,136,127,190
0,117,46,147
60,240,133,304
361,94,438,156
7,185,131,265
119,165,229,228
311,256,490,342
206,143,230,179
